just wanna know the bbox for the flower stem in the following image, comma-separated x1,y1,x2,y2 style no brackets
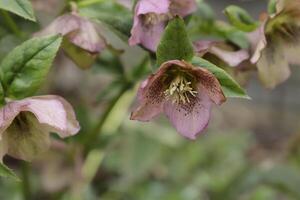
21,162,31,200
83,83,131,151
0,11,22,38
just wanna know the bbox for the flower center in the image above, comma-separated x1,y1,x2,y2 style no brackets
141,13,172,27
164,75,198,104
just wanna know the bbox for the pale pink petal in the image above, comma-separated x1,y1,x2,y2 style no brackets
193,40,217,57
22,95,80,138
0,100,29,135
194,40,249,67
209,47,249,67
130,21,166,51
136,0,170,14
68,18,106,53
249,24,267,64
169,0,197,17
35,14,81,38
35,13,105,53
163,85,212,140
129,0,170,51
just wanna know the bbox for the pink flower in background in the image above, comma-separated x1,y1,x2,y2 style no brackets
36,13,105,53
131,60,225,139
0,95,80,161
250,0,300,88
129,0,197,51
194,40,249,67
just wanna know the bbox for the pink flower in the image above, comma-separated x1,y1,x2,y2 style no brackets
129,0,197,51
194,40,249,67
250,0,300,88
131,60,225,139
36,13,106,53
35,12,106,68
0,95,80,161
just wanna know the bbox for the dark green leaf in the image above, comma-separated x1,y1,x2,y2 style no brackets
0,162,20,181
192,57,250,99
0,35,62,99
224,5,259,32
0,0,35,21
156,16,194,67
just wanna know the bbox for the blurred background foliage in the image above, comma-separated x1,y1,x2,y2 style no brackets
1,0,300,200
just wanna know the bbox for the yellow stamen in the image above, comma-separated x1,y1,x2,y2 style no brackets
164,76,197,104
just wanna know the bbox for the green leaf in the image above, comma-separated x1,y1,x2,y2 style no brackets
0,0,36,21
156,16,194,67
0,162,20,181
192,57,250,99
0,35,62,99
224,5,259,32
268,0,277,15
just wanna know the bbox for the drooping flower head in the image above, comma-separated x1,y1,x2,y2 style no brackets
194,40,249,67
129,0,197,51
131,60,225,139
250,0,300,88
0,95,80,161
35,10,106,68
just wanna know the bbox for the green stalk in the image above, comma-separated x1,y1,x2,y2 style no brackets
21,162,31,200
83,83,131,151
0,11,22,38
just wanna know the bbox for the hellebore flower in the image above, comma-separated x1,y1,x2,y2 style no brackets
250,0,300,88
131,60,225,139
35,11,106,68
194,40,249,67
0,95,80,161
129,0,197,51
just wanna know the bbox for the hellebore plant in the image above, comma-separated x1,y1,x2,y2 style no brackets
250,0,300,88
0,96,80,161
131,60,225,139
129,0,197,51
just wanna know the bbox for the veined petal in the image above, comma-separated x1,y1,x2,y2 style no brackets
136,0,170,15
0,100,29,135
131,75,165,121
129,20,166,51
22,95,80,138
209,47,249,67
191,65,226,105
194,40,249,67
129,0,170,51
35,14,81,37
35,14,105,53
68,18,106,53
163,85,212,140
